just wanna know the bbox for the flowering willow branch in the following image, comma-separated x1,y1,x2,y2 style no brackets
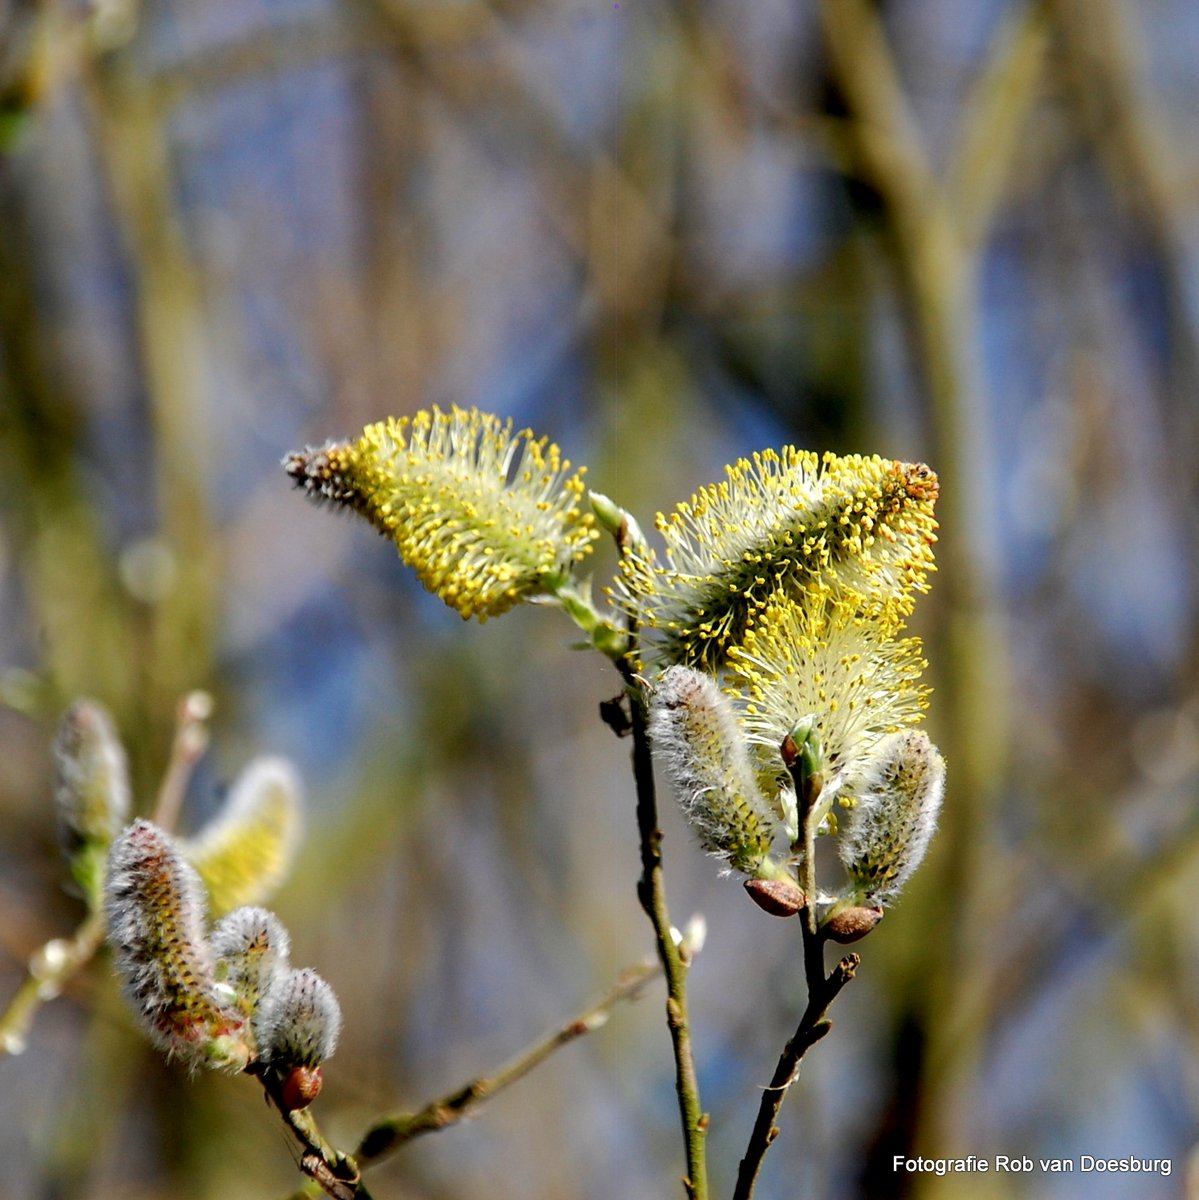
3,693,302,1060
8,689,346,1195
284,411,945,1199
633,446,943,1197
104,816,354,1198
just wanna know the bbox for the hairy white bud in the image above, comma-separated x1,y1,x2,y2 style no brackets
838,730,945,904
255,967,341,1070
649,666,775,874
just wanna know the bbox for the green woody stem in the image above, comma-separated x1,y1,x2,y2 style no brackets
731,954,859,1200
258,1070,371,1200
619,660,710,1200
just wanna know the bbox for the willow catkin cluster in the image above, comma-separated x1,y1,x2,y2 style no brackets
105,820,340,1098
282,411,949,922
634,444,944,916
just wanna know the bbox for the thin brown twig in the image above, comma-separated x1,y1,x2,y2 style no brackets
351,955,662,1166
732,733,860,1199
276,953,664,1200
731,954,860,1200
797,758,823,1001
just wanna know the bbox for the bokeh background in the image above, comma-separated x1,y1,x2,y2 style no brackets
2,1,1198,1198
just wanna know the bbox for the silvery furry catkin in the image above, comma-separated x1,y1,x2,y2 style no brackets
105,820,251,1071
649,666,775,875
838,730,945,904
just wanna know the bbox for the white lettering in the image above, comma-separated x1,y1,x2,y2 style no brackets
1080,1155,1172,1175
994,1156,1033,1172
894,1152,1172,1178
891,1156,991,1175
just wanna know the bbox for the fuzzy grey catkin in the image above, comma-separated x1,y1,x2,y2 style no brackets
211,905,291,1024
254,967,342,1070
837,730,945,904
105,820,250,1071
649,666,775,874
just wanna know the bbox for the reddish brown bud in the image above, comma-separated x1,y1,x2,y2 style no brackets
780,733,799,767
279,1064,324,1111
823,905,884,944
743,878,806,918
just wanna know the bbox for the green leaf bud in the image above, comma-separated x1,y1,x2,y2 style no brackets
590,490,649,558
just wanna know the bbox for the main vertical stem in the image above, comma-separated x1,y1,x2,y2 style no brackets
622,666,709,1200
799,776,824,1000
731,952,859,1200
731,730,856,1199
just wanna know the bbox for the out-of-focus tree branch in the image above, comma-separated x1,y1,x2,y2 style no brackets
816,0,1043,1168
947,6,1052,248
1046,0,1199,474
